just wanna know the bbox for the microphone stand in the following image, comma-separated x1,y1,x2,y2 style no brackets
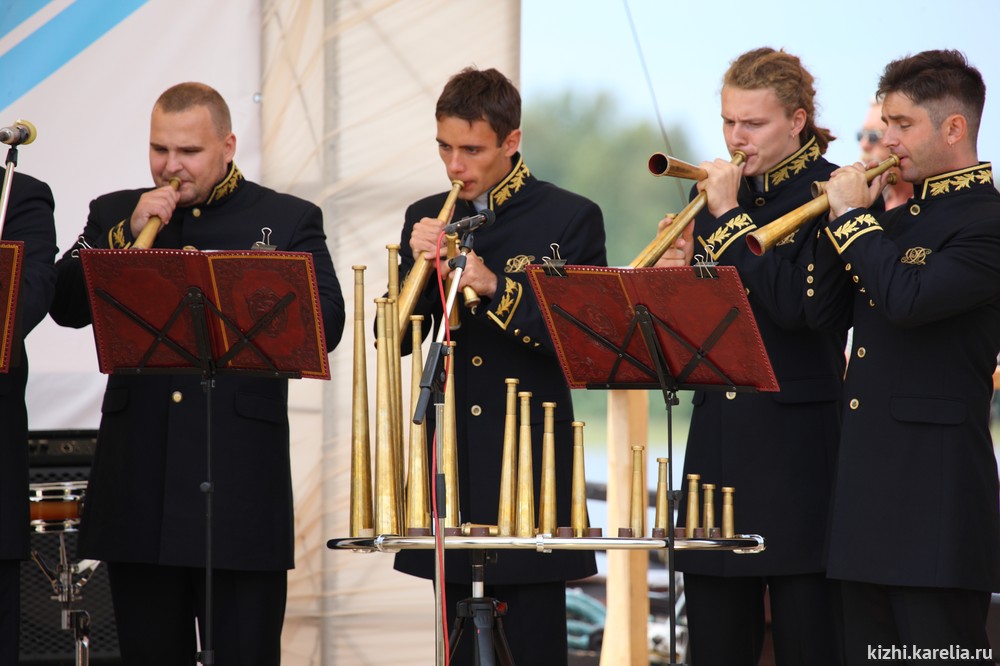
411,229,479,666
0,143,23,236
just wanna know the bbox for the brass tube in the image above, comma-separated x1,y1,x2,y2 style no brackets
722,486,735,538
405,316,429,532
497,378,519,536
538,402,558,535
653,457,669,535
629,445,646,538
386,245,405,522
702,483,716,536
396,180,464,331
647,153,710,180
133,177,180,249
349,266,373,537
514,391,536,538
441,341,460,528
685,473,701,538
373,298,401,535
570,421,587,538
631,151,746,268
745,154,900,256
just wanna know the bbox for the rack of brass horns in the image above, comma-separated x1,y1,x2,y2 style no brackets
349,249,589,538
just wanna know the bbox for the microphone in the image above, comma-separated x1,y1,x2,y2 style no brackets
0,120,37,146
442,209,495,234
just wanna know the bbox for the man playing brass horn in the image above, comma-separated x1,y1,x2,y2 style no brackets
820,50,1000,665
48,82,346,665
393,66,605,665
653,48,848,665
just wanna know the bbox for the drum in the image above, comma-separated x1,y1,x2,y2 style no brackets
28,481,86,533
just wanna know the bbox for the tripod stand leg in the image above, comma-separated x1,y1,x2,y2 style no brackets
449,615,467,661
489,613,516,666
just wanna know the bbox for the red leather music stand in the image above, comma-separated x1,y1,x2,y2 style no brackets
79,248,330,666
527,262,777,666
0,241,23,374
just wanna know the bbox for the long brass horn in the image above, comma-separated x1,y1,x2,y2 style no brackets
386,246,405,521
629,445,646,538
373,298,401,535
652,457,669,539
497,378,519,536
745,154,900,256
537,402,558,536
396,180,464,332
570,421,587,538
405,315,430,535
514,391,536,538
441,341,460,530
630,151,747,268
349,266,373,537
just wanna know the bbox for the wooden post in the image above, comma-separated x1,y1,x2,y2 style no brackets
600,389,649,666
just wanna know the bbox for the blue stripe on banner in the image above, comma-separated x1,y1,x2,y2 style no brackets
0,0,150,111
0,0,51,37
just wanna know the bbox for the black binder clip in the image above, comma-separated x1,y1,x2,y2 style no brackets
693,252,718,280
542,243,567,277
253,227,277,251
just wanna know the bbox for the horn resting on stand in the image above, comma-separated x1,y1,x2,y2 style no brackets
349,266,373,537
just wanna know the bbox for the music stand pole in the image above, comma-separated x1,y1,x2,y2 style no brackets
187,287,217,666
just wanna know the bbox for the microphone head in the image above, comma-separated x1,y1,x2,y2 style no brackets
480,208,495,228
16,120,37,145
0,120,37,146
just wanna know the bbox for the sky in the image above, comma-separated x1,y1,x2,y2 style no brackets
520,0,1000,171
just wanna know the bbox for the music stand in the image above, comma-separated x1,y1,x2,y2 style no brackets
527,263,777,665
79,248,330,665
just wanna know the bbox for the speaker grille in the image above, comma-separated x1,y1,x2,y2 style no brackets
20,433,121,664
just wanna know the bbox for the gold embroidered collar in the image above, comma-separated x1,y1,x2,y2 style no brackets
917,162,994,200
205,162,244,206
486,153,531,211
760,136,821,192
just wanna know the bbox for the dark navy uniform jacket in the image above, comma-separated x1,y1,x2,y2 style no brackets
675,137,851,577
820,162,1000,592
49,164,345,571
393,154,605,585
0,168,57,561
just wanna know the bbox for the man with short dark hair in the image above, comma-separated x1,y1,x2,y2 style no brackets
393,66,605,665
823,49,1000,664
50,82,345,665
0,166,57,666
